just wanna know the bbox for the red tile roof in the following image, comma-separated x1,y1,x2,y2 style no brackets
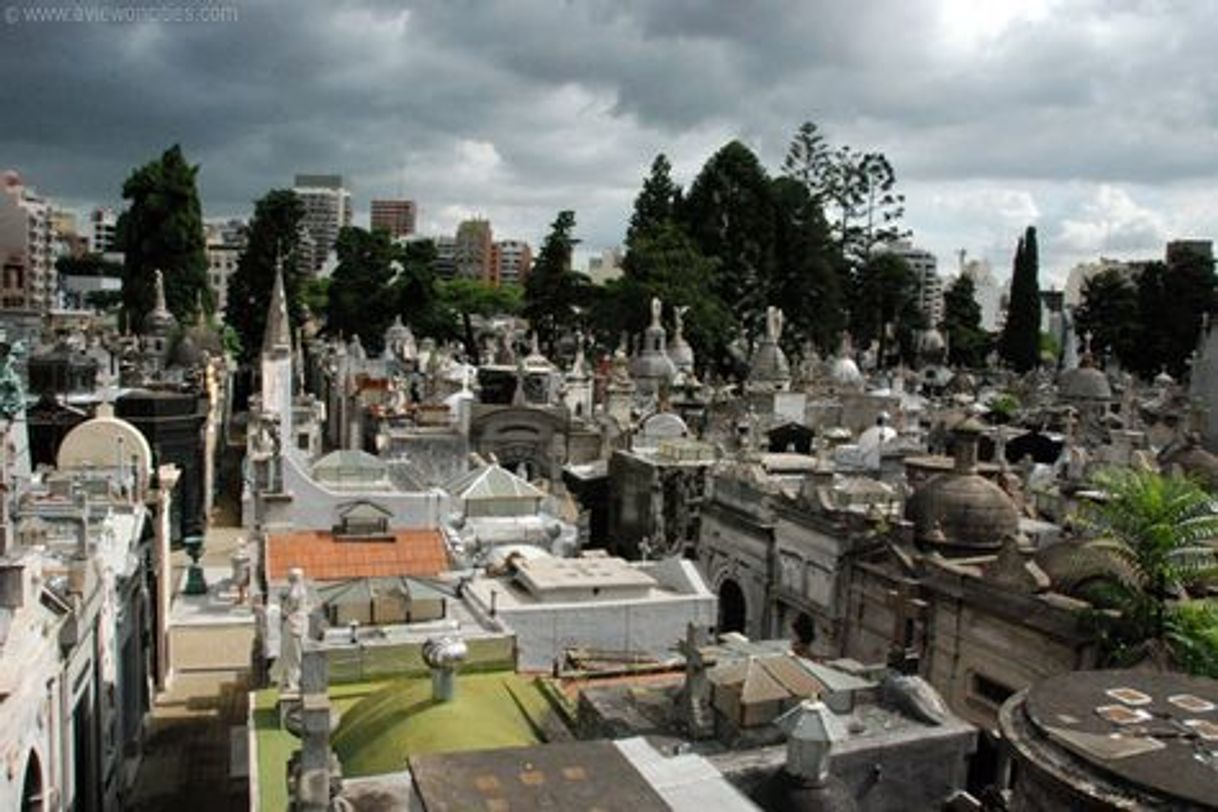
266,529,449,582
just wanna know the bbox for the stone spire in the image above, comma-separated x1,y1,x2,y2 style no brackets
154,268,167,311
144,269,179,338
263,257,292,354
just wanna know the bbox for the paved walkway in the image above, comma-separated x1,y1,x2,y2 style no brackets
130,479,255,810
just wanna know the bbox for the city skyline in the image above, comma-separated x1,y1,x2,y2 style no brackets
2,1,1217,284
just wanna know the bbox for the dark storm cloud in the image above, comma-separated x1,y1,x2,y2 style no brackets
1,0,1215,273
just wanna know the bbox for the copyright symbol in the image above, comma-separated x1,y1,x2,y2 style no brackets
4,7,18,25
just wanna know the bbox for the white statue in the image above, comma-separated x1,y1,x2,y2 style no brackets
278,567,310,693
674,305,689,337
766,306,784,342
650,296,663,329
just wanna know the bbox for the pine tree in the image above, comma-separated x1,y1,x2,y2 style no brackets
940,274,989,367
116,145,209,331
999,226,1041,372
681,140,778,337
523,211,588,353
626,154,680,247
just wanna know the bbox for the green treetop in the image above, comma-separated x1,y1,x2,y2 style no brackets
116,144,209,332
224,189,307,363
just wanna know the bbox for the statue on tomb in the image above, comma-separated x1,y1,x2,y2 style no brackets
0,340,25,420
279,567,310,693
650,296,663,330
765,305,784,342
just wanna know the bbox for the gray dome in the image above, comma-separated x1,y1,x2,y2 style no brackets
905,418,1019,552
1059,365,1112,401
749,342,791,385
668,335,694,372
829,356,863,387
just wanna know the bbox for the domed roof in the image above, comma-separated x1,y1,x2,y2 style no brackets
170,334,202,368
668,334,694,372
905,418,1019,552
945,370,976,395
920,327,946,355
523,333,553,369
749,342,791,385
1059,356,1112,401
829,356,863,388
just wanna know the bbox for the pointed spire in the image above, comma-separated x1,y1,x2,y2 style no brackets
263,253,291,353
153,269,168,313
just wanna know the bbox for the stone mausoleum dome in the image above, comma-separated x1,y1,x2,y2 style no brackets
905,417,1019,554
1058,354,1111,402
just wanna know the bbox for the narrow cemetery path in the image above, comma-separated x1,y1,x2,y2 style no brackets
130,483,253,810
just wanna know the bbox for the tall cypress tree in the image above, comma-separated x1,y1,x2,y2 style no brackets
1000,226,1041,372
116,144,209,332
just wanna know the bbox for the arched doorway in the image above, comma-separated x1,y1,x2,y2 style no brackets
718,579,746,634
21,750,42,812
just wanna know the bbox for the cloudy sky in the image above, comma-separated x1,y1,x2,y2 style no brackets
2,0,1216,284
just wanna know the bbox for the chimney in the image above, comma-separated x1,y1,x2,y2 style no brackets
422,636,468,702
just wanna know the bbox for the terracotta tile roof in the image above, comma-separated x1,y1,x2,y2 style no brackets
266,529,449,582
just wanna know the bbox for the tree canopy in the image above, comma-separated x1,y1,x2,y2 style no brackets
224,189,307,363
115,144,209,331
1074,253,1217,379
681,141,778,338
940,274,990,367
1074,268,1139,367
848,251,925,366
523,210,589,354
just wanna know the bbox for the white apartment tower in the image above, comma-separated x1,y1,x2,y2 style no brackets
0,171,55,311
881,240,943,327
293,174,352,274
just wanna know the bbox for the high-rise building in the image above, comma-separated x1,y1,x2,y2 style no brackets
455,218,494,282
431,235,458,279
587,247,624,285
89,206,118,254
0,170,55,311
370,199,417,239
293,174,352,273
960,257,1003,332
205,219,248,314
880,240,942,326
491,239,532,286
